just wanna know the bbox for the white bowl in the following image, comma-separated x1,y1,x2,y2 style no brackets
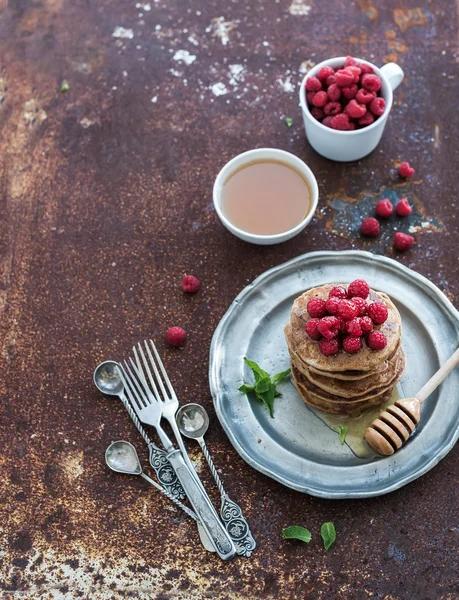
213,148,319,245
299,57,404,162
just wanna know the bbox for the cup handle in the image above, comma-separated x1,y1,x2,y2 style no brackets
380,62,404,91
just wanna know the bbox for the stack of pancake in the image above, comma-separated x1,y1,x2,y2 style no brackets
284,284,405,417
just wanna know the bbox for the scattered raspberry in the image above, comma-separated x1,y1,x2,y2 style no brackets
367,331,387,350
369,97,386,116
329,286,348,299
181,275,200,293
318,66,335,82
306,91,317,104
341,84,358,100
337,299,359,320
355,88,375,105
360,316,374,334
325,296,341,314
312,90,328,107
343,336,363,354
395,197,412,216
311,106,325,120
166,326,187,347
346,318,363,337
394,232,414,251
368,302,389,325
361,73,381,92
317,316,341,340
375,198,394,218
305,318,322,341
348,279,370,299
325,74,336,86
324,101,342,116
335,68,355,87
322,116,333,128
399,162,415,178
330,113,351,130
307,297,327,318
344,99,367,119
360,217,380,237
352,297,368,316
347,65,362,83
306,76,322,92
358,112,375,126
344,56,359,68
359,63,374,74
327,83,341,102
319,338,340,356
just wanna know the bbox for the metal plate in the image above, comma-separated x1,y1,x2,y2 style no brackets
209,250,459,498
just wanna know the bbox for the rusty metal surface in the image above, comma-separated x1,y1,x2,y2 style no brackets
0,0,458,598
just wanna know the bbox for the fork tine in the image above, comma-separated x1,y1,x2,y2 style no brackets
135,343,163,400
143,340,171,400
146,339,175,397
117,363,145,410
124,359,152,406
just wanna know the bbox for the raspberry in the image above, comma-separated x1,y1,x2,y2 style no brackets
348,279,370,299
399,162,415,178
395,197,412,216
352,296,368,316
166,326,187,347
394,232,414,251
338,317,347,333
318,66,335,82
359,63,374,75
375,198,394,218
368,302,388,325
335,68,354,87
344,99,367,119
181,275,200,293
330,113,351,131
341,84,358,100
347,65,361,83
369,97,386,116
346,318,363,337
327,83,341,102
324,101,342,116
325,296,340,314
367,331,387,350
306,76,322,92
355,88,375,104
347,123,356,131
322,116,333,128
317,316,341,340
319,338,340,356
325,74,336,86
344,56,359,68
305,318,322,341
311,106,325,120
306,92,317,104
337,299,359,320
307,297,327,318
329,286,348,299
361,73,381,92
360,316,373,334
358,112,375,126
360,217,380,237
312,90,328,107
343,336,363,353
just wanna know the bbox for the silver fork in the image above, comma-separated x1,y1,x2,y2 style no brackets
117,361,236,561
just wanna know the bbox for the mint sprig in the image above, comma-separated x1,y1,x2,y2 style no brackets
238,357,291,418
337,425,348,445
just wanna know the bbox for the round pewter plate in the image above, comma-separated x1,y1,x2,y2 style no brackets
209,250,459,498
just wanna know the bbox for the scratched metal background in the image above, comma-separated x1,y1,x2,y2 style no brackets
0,0,458,598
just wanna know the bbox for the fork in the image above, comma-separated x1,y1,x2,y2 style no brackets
117,361,236,561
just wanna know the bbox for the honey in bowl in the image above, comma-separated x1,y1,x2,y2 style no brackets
221,160,311,236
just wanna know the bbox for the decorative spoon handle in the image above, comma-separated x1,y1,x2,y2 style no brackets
198,439,256,557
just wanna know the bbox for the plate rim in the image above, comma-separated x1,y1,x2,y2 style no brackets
209,250,459,498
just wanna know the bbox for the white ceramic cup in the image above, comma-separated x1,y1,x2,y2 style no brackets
213,148,319,245
299,57,404,162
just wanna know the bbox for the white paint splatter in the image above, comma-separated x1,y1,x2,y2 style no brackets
135,2,151,10
211,82,229,96
170,69,182,77
173,49,196,65
228,64,245,86
151,96,157,103
288,0,311,16
112,26,134,39
188,35,199,46
277,76,295,92
299,59,316,74
155,24,161,30
208,16,238,46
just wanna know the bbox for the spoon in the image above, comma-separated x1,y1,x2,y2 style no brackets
365,347,459,455
176,403,256,557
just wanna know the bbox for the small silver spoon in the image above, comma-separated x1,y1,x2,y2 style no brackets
176,403,256,557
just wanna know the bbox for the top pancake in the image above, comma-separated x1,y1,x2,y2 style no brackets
285,284,402,372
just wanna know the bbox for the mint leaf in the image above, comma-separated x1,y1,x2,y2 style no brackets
255,376,271,394
238,384,256,394
282,525,311,543
284,117,293,128
243,357,269,382
337,425,348,445
258,383,276,418
60,81,70,92
274,391,282,398
320,522,336,550
271,368,291,384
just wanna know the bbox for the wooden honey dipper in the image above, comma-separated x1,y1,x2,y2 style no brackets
365,347,459,456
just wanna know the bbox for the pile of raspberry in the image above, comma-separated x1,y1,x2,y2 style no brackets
305,56,385,131
305,279,389,356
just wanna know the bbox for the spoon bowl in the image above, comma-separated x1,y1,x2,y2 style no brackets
106,440,142,475
94,361,124,396
176,404,210,440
